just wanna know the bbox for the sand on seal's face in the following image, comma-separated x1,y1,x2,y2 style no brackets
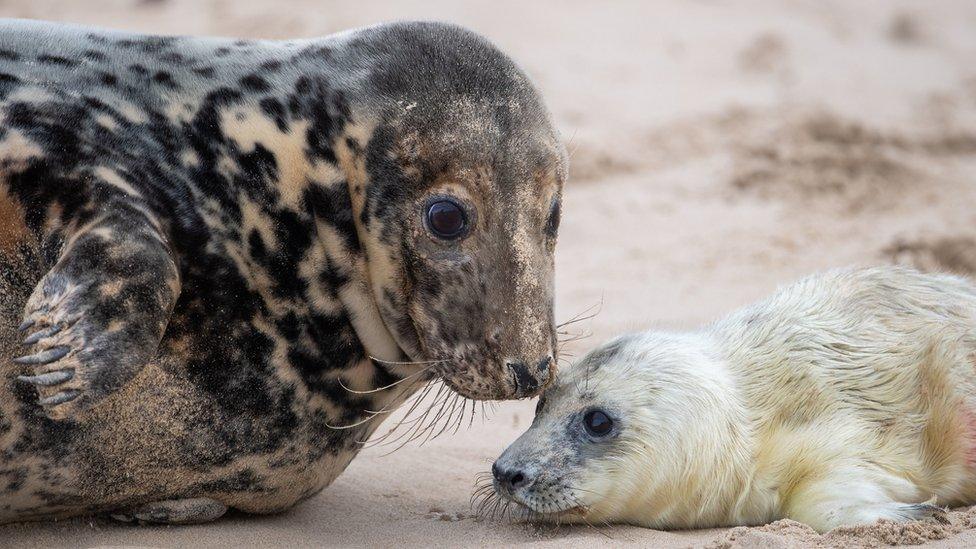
2,0,976,547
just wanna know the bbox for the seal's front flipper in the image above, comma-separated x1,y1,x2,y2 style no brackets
110,498,227,525
14,207,180,420
892,502,950,524
787,472,949,532
818,501,950,530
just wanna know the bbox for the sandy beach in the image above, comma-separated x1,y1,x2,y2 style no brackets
3,0,976,547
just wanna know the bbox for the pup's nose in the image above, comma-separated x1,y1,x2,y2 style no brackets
492,462,531,491
508,355,553,397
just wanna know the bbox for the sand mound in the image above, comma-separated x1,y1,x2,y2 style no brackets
705,507,976,549
884,237,976,276
567,142,637,183
730,113,917,212
730,111,976,212
738,32,790,75
887,12,926,45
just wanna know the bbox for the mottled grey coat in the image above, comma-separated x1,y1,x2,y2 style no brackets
0,19,565,522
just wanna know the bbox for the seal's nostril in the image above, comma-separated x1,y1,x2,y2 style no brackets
509,472,526,488
493,462,530,491
508,361,539,396
537,356,552,373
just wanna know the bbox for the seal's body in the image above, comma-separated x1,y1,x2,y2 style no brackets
493,267,976,532
0,19,565,522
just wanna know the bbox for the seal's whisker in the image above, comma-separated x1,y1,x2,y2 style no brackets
470,476,496,510
338,374,432,435
487,494,503,520
450,394,469,435
339,364,436,394
366,375,484,453
324,410,382,430
556,298,603,330
362,379,440,446
419,390,460,445
566,494,612,539
564,128,581,159
377,382,459,454
566,485,600,496
558,332,592,345
420,393,456,444
452,397,468,435
350,373,436,444
471,480,494,495
368,356,450,367
369,382,446,449
407,389,450,443
474,491,498,519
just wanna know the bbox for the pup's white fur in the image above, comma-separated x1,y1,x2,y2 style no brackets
495,267,976,532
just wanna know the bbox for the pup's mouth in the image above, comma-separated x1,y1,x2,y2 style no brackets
493,485,590,519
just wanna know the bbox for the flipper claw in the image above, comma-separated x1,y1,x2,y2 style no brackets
22,324,62,345
13,345,71,365
38,390,79,406
17,369,74,386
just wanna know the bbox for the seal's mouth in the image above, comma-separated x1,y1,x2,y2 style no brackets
437,363,519,401
440,373,546,401
491,482,590,520
502,492,589,520
434,355,554,401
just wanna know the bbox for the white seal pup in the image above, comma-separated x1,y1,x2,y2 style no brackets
490,266,976,532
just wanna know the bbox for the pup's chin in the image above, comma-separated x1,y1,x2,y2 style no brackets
539,506,590,523
499,492,591,523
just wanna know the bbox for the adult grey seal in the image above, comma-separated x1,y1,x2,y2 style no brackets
490,267,976,532
0,18,566,523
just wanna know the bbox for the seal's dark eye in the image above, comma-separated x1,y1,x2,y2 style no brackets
544,197,560,239
426,199,467,240
583,409,613,437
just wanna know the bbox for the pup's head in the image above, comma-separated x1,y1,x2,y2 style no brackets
490,332,740,526
340,22,566,400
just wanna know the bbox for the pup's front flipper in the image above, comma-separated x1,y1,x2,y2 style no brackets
787,473,949,532
110,498,227,525
14,207,180,420
891,502,950,524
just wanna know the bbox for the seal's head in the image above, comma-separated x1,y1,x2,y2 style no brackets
489,332,743,527
338,22,566,400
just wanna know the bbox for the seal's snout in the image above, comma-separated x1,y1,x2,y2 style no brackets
492,461,532,493
508,355,553,397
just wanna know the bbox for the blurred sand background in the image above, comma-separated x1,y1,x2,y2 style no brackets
3,0,976,547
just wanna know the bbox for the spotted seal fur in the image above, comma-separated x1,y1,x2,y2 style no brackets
0,19,566,522
490,267,976,532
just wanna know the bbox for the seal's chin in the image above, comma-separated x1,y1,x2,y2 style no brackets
439,371,517,401
499,491,590,521
502,495,589,522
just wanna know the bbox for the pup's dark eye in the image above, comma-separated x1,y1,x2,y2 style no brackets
426,199,467,240
583,409,613,437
